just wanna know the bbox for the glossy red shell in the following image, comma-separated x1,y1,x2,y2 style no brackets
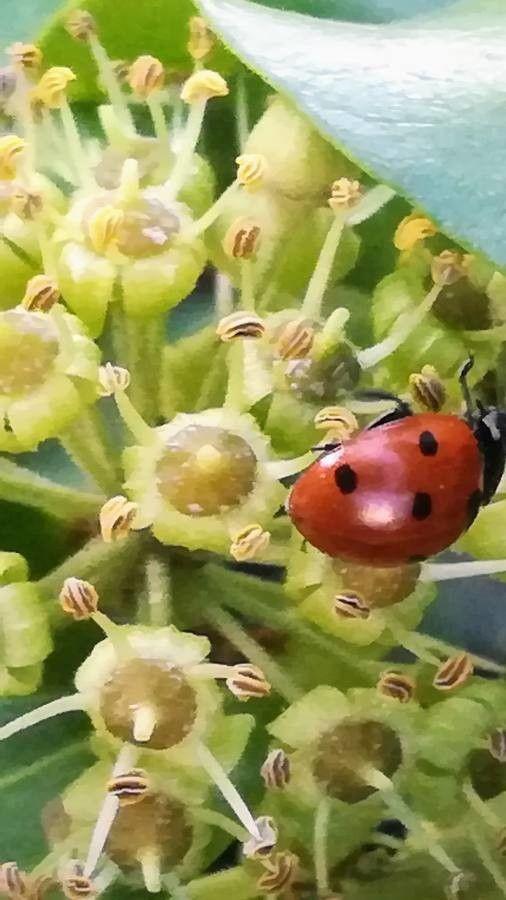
288,413,483,566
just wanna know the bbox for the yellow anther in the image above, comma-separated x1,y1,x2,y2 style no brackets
180,68,228,104
244,816,278,859
328,177,363,211
314,406,358,440
59,577,99,620
107,768,150,806
409,364,446,412
377,671,416,703
275,317,314,361
236,153,267,191
34,67,76,109
433,652,474,691
128,55,165,99
7,42,42,71
222,217,261,260
22,275,61,312
0,862,28,896
394,213,437,251
99,495,139,543
431,249,466,286
226,663,271,700
260,749,291,790
257,851,299,894
10,186,43,220
216,310,266,341
333,591,370,620
0,135,26,180
230,524,271,561
65,9,97,41
98,362,131,396
188,16,215,61
87,205,125,255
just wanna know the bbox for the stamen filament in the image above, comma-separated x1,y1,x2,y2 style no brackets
167,99,207,198
188,181,239,237
302,214,345,321
357,283,442,369
191,807,248,841
421,560,506,582
314,797,331,896
147,95,170,146
114,389,157,445
235,73,249,151
59,100,94,189
462,778,503,830
92,611,133,660
345,185,395,226
196,741,261,840
240,258,256,311
84,743,138,877
0,694,84,741
361,766,460,876
89,33,133,129
266,451,315,480
215,271,234,320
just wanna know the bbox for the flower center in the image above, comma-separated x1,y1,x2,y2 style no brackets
284,343,360,404
156,425,258,516
0,309,59,396
335,562,421,609
313,719,402,803
469,748,506,800
100,659,197,750
107,792,193,868
116,197,181,257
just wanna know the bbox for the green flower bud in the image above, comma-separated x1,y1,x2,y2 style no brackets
123,408,285,554
0,306,99,451
458,499,506,561
416,698,491,771
0,570,52,695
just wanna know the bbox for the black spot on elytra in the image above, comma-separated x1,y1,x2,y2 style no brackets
419,430,438,456
467,489,482,526
335,464,357,494
412,492,432,520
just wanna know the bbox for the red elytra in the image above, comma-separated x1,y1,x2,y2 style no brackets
288,413,483,566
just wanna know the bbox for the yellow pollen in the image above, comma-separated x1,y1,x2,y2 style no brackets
394,213,437,251
0,135,26,180
181,69,229,104
34,66,76,108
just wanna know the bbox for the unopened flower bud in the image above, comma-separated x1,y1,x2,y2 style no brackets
98,363,131,396
181,69,228,103
333,591,370,620
377,671,415,703
328,177,362,211
0,862,27,896
87,205,124,255
216,310,266,341
59,577,99,620
431,250,465,286
10,186,43,220
99,495,139,543
257,851,299,894
226,663,271,700
65,10,97,41
261,749,291,790
314,406,358,440
230,524,270,561
489,729,506,762
243,816,278,858
236,153,267,190
128,55,165,98
433,652,473,691
7,42,42,71
275,317,314,361
22,275,60,312
222,217,261,259
394,214,437,251
107,769,150,806
0,135,26,180
187,16,215,61
409,365,446,412
35,67,76,108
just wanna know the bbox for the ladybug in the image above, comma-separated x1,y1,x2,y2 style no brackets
288,360,506,566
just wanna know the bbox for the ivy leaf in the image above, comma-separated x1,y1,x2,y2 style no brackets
257,0,455,24
0,0,62,50
198,0,506,266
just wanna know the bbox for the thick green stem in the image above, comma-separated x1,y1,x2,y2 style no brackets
314,797,331,896
112,307,165,425
60,406,121,494
0,456,103,521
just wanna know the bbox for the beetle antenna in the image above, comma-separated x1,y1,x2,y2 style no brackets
458,356,475,421
354,389,412,414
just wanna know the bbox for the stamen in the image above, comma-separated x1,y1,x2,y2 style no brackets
65,10,97,41
230,524,271,562
21,274,60,312
196,741,261,840
394,213,437,251
59,576,132,659
462,778,502,830
98,363,131,397
113,387,156,445
10,186,43,221
301,212,345,321
243,816,278,858
489,729,506,762
357,282,442,369
409,365,446,412
7,42,42,72
107,768,150,806
420,560,506,581
275,317,315,361
0,694,84,741
180,69,228,104
377,671,416,703
138,847,162,894
257,852,299,895
127,55,165,100
314,406,358,442
333,591,370,620
187,16,215,62
99,495,139,543
328,178,363,212
188,181,240,236
84,743,138,877
433,653,474,691
216,310,266,341
0,134,26,180
225,663,271,700
314,797,331,897
260,749,291,790
0,862,28,895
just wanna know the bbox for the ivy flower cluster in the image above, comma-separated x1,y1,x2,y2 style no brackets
1,10,506,900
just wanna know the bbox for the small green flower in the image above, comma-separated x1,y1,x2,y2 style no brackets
0,304,99,451
0,552,52,695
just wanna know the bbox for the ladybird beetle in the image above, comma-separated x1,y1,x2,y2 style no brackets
288,360,506,566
